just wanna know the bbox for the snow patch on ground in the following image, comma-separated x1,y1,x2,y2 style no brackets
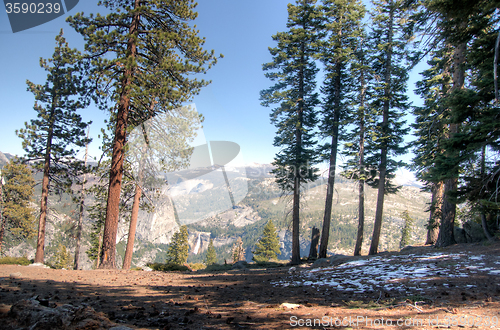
272,252,500,294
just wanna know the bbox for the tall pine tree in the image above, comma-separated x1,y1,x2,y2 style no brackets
166,225,189,265
205,239,217,266
17,30,90,264
341,39,374,255
411,43,452,245
260,0,321,265
317,0,365,259
367,0,412,255
68,0,219,268
252,219,281,263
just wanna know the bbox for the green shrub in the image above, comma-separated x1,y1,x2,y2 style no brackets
0,256,32,266
189,263,206,271
51,244,73,269
166,226,189,265
147,262,190,272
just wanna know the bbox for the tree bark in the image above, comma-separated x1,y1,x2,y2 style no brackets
291,41,306,266
369,1,393,256
436,177,457,247
426,181,443,245
122,181,142,269
354,60,366,257
308,226,320,259
479,145,495,241
74,127,89,270
122,142,147,270
99,1,140,269
435,41,466,248
291,175,301,265
319,62,341,259
122,104,155,270
34,115,54,264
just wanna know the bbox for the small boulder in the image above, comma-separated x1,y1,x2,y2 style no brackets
311,258,330,269
328,254,353,267
6,299,118,330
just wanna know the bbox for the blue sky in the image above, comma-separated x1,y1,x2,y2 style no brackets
0,1,425,177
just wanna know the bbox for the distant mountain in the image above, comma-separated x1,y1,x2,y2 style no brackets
0,155,431,268
0,151,16,167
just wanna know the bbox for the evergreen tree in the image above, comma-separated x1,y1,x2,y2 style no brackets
448,3,500,241
0,160,36,255
205,239,217,266
68,0,219,269
252,220,281,263
367,0,412,255
341,39,374,256
166,225,189,265
418,0,498,247
260,0,321,265
317,0,365,259
52,244,73,269
232,237,245,263
16,30,90,264
399,210,414,249
411,43,452,245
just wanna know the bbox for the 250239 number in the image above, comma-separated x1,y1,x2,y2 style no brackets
5,3,61,14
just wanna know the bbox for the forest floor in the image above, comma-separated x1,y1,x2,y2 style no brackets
1,241,500,329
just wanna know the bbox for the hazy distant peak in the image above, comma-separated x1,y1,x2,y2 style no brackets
0,151,15,166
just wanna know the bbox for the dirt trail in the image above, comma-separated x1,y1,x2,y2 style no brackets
1,242,499,329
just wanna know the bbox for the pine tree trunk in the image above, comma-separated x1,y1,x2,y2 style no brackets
369,153,387,255
74,184,85,270
74,127,89,270
308,226,320,259
426,181,443,245
123,118,151,270
34,123,54,264
319,62,341,259
354,62,366,257
292,175,301,265
369,1,393,256
355,178,365,256
96,227,103,269
122,146,146,270
291,42,306,266
480,145,495,241
99,2,140,269
435,41,466,248
437,177,457,246
122,182,142,269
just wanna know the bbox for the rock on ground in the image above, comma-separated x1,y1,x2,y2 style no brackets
3,299,128,330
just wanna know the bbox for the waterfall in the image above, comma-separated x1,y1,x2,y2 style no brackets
193,233,201,255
